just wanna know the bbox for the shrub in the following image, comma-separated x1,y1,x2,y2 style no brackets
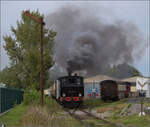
23,89,40,105
44,96,62,113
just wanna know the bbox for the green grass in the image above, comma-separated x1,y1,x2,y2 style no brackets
84,98,128,112
1,97,150,127
84,98,112,108
0,103,28,127
122,115,150,127
84,98,128,107
110,114,150,127
144,102,150,107
84,99,150,127
84,98,104,106
0,97,84,127
84,118,116,127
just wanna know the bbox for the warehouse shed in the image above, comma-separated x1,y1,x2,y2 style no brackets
121,76,140,82
84,75,117,99
147,82,150,98
121,76,139,97
121,76,150,98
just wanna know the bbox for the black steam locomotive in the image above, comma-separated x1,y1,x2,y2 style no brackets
51,74,84,107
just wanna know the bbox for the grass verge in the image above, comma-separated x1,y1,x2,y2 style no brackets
0,103,28,126
1,97,150,127
0,97,83,127
110,114,150,127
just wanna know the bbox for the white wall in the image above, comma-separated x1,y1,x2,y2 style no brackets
146,83,150,98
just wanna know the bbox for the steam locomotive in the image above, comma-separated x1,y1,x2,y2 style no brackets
51,73,84,107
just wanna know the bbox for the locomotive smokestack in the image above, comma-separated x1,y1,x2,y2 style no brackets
67,67,72,76
67,60,72,76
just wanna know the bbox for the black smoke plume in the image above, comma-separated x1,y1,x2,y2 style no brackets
45,6,145,78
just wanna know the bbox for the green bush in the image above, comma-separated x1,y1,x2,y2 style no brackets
23,89,40,105
44,96,62,113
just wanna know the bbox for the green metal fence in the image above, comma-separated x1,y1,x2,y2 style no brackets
0,87,23,113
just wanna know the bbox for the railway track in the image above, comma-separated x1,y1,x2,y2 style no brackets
64,107,125,127
51,97,126,127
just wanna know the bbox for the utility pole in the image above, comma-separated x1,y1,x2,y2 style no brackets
24,11,45,106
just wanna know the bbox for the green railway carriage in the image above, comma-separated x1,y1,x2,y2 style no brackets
0,87,23,113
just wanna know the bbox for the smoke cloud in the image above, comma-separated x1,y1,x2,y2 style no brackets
45,6,145,78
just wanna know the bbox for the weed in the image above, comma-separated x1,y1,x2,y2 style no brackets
23,89,40,105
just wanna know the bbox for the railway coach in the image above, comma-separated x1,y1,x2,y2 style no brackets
100,80,131,101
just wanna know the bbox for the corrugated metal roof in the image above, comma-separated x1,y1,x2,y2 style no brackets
121,76,150,82
84,75,146,85
121,76,141,82
84,75,118,83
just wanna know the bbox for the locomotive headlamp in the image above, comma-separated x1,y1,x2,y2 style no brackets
79,93,82,97
62,93,66,97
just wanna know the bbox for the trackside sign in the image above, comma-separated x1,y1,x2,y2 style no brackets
136,77,150,90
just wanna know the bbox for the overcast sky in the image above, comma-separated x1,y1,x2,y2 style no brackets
0,1,149,76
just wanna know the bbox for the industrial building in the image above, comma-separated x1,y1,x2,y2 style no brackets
84,75,150,99
84,75,118,99
121,76,139,98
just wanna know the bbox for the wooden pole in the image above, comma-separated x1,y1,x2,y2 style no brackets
40,17,44,106
24,11,45,106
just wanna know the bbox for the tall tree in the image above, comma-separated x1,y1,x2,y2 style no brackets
2,10,56,89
